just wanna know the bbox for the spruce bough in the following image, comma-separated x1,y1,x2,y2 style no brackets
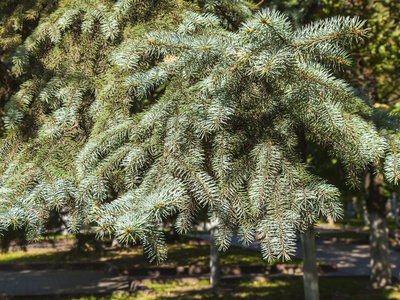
1,6,400,267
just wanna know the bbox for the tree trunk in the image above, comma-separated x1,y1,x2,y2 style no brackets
369,212,391,288
352,196,359,219
365,163,391,288
298,129,319,300
210,219,221,288
301,227,319,300
392,193,400,228
327,216,335,227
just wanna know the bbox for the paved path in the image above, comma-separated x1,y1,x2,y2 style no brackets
189,232,400,277
2,230,400,297
300,239,400,277
0,269,128,296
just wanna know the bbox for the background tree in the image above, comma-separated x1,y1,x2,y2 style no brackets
270,0,400,288
0,0,59,253
321,2,400,287
0,0,58,109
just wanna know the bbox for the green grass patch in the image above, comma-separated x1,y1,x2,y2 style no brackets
15,277,400,299
0,243,301,267
104,244,302,268
0,249,66,264
319,218,368,230
110,244,303,268
89,278,400,300
40,234,76,240
320,218,400,232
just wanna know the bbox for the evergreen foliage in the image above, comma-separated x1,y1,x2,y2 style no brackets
0,0,203,239
1,1,400,264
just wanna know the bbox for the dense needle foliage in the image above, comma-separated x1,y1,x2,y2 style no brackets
1,1,399,264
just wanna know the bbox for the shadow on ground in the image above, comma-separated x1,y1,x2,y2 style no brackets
145,278,400,300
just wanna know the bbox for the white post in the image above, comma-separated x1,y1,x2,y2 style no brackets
301,227,319,300
210,218,221,288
